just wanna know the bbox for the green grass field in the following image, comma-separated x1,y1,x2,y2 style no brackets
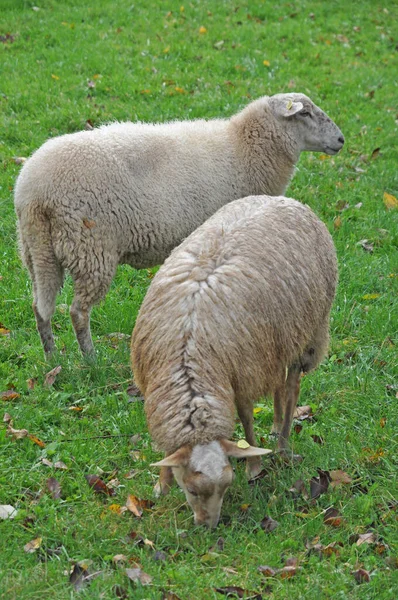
1,0,397,598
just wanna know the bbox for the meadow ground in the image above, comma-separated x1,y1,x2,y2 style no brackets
0,1,397,598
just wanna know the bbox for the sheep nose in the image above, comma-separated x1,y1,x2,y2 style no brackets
338,135,345,145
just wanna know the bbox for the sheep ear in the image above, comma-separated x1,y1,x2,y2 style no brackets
271,99,304,118
220,439,273,458
151,446,190,468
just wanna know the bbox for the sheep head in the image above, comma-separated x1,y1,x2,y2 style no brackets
152,440,272,528
268,92,345,155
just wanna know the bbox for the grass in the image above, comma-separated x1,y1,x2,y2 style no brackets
1,0,397,598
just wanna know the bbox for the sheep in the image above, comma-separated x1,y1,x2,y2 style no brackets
14,93,343,355
131,194,338,528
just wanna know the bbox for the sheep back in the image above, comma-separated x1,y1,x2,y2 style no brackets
131,195,338,454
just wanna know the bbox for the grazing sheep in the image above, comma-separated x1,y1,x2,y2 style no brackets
14,93,343,355
131,195,338,528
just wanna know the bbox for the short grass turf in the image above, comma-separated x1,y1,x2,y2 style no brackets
1,0,397,598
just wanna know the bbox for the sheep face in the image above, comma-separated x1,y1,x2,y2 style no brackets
268,93,345,155
152,440,271,528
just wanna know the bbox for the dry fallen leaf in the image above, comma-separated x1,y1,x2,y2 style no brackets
334,215,342,230
1,390,20,401
85,475,115,496
29,434,46,448
47,477,62,499
54,461,68,470
27,378,37,390
356,532,376,546
0,505,18,520
357,239,374,253
293,405,313,420
69,563,92,591
310,469,331,499
383,192,398,210
324,507,343,527
44,365,62,386
125,494,154,517
199,26,207,34
3,412,12,423
24,537,42,553
7,424,29,440
83,218,96,229
260,515,279,532
330,470,352,487
352,568,370,583
125,567,152,585
258,565,277,577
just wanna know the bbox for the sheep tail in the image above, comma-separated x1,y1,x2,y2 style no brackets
17,205,63,322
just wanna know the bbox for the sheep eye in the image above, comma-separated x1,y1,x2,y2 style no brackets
300,111,311,118
188,489,198,497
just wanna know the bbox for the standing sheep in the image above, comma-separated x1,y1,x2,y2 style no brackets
131,195,338,528
14,93,343,354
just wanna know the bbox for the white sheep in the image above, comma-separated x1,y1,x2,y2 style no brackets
14,93,343,354
131,195,338,528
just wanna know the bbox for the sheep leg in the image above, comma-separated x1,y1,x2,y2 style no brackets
237,402,263,479
154,466,174,497
278,363,301,454
271,385,285,436
70,261,117,355
70,298,95,355
33,301,56,354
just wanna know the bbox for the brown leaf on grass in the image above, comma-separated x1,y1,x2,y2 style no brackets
330,470,352,487
125,567,152,585
47,477,62,499
383,192,398,210
24,537,42,553
125,494,154,517
1,390,20,401
113,554,128,565
44,365,61,386
306,538,343,557
324,507,343,527
370,147,381,160
260,515,279,532
289,479,309,499
41,458,53,467
215,587,262,599
310,469,331,499
85,475,115,496
352,568,370,583
69,563,91,591
29,435,46,448
358,239,374,253
293,405,313,420
356,532,376,546
54,461,68,470
6,423,29,440
258,565,276,577
278,565,301,579
3,412,12,423
27,378,37,390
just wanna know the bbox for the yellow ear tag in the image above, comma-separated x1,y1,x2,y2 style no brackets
287,100,293,110
237,439,250,449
